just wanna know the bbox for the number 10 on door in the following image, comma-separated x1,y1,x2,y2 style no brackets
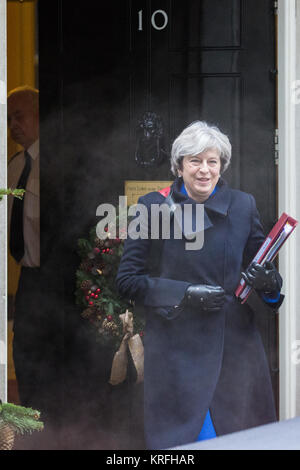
138,9,169,31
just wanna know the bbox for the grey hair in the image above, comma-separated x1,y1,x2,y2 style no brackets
170,121,232,176
8,85,39,113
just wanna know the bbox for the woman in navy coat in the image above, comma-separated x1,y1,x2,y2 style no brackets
116,121,284,450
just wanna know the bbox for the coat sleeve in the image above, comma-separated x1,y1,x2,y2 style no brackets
242,194,284,312
115,195,191,320
242,194,266,268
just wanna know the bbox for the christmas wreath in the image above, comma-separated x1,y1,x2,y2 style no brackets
75,223,145,385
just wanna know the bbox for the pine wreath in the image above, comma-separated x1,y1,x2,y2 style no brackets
75,223,145,351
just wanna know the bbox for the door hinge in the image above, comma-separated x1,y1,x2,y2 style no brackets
275,128,279,165
274,1,278,15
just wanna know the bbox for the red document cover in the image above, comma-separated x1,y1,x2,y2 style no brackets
235,213,298,304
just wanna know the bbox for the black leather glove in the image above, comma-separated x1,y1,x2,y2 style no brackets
180,284,226,312
241,261,282,294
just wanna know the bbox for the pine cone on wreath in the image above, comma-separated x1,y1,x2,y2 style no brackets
81,308,93,320
82,306,104,324
94,237,105,250
0,422,15,450
80,280,93,291
102,318,120,337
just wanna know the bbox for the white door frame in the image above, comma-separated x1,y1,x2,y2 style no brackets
278,0,300,420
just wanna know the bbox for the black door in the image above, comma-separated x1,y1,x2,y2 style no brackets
38,0,278,448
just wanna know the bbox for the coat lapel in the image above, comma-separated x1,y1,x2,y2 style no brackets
204,178,231,217
166,177,231,237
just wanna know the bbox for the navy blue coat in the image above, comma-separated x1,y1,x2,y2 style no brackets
116,177,281,449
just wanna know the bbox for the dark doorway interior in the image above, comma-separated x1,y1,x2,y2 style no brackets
37,0,278,449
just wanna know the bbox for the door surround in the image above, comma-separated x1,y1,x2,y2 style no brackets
0,0,7,402
278,0,300,420
0,0,299,421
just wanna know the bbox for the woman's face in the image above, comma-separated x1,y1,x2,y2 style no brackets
178,149,221,202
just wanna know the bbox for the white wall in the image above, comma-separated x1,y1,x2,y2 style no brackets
0,0,7,402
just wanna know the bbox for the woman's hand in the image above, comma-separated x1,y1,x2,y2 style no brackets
180,284,226,312
241,261,281,294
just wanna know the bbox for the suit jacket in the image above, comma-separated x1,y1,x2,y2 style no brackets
116,177,282,449
8,140,40,267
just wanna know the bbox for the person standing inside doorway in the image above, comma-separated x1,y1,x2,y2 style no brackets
7,86,43,413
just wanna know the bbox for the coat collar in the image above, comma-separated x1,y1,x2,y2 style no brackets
166,177,231,234
202,178,230,217
170,177,230,216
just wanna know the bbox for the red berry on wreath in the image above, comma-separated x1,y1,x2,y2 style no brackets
89,301,94,306
107,315,113,321
94,247,100,255
90,293,95,298
85,295,90,301
139,331,144,337
94,295,99,299
96,288,101,293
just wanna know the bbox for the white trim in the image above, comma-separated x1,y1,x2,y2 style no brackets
0,0,7,402
278,0,298,420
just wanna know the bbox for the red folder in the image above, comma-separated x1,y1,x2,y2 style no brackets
235,213,298,304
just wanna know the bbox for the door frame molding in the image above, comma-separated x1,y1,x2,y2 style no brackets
0,0,7,402
0,0,298,420
278,0,299,420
